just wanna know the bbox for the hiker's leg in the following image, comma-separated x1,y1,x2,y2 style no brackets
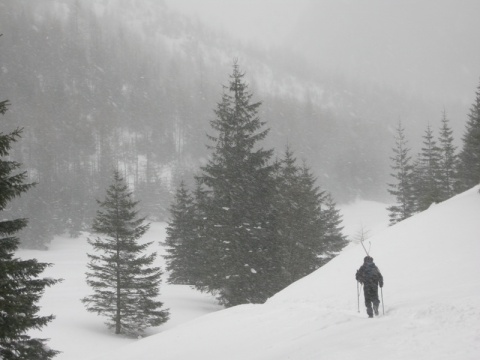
364,287,373,317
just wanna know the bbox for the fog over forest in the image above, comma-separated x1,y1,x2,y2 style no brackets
1,0,479,248
169,0,480,108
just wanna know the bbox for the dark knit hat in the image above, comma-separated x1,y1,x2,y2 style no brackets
364,256,373,263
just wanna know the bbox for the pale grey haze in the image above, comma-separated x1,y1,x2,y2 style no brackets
165,0,309,46
167,0,480,112
2,0,479,248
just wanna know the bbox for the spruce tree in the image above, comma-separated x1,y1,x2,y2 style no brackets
164,180,214,290
189,178,214,291
413,124,443,211
273,148,318,288
196,61,277,306
318,193,348,265
438,110,457,200
387,122,416,224
0,98,60,359
82,171,169,336
164,181,197,285
273,148,346,289
457,81,480,191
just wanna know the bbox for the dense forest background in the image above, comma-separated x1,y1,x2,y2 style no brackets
0,0,467,248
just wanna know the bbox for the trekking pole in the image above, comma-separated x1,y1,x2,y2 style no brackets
357,282,360,313
381,287,385,315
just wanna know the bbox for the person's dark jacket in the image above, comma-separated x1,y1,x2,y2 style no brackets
356,256,383,288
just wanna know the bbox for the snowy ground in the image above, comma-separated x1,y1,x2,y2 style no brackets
17,187,480,359
20,223,223,360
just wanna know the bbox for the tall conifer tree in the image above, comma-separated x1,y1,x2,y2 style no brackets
273,148,346,289
412,124,443,211
273,149,319,288
196,61,277,306
82,171,169,336
438,110,457,200
457,81,480,191
387,122,416,224
165,64,347,306
0,97,60,359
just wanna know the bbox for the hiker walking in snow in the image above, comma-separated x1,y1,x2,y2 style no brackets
356,256,383,318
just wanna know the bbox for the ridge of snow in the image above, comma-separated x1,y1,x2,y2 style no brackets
90,186,480,360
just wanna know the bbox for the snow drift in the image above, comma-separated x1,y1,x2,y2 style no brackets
91,186,480,360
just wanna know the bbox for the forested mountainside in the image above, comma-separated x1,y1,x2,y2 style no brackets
0,0,444,247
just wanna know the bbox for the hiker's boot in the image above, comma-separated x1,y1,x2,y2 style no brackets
374,304,379,316
367,307,373,318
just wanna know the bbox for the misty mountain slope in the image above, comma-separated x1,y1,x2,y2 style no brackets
1,1,445,200
92,186,480,360
0,0,385,248
1,0,476,249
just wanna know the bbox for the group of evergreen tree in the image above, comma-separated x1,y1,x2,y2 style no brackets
2,37,346,350
164,63,347,307
1,101,168,349
2,33,169,342
388,81,480,224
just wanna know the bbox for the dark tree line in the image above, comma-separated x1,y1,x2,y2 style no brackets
388,80,480,224
164,64,347,307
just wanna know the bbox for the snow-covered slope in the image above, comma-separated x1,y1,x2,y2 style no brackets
89,186,480,360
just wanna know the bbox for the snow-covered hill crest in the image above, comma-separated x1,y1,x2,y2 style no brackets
92,186,480,360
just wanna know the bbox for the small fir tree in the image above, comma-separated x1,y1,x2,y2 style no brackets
0,97,60,360
318,193,348,265
387,121,416,224
82,171,169,336
457,81,480,191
